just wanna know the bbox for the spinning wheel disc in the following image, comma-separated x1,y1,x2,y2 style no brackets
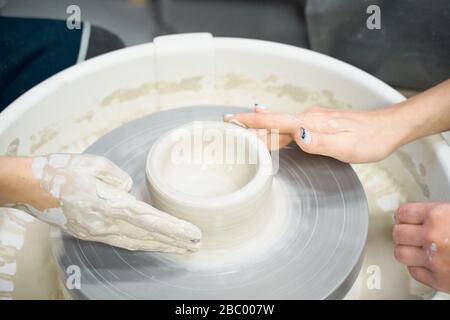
53,106,368,299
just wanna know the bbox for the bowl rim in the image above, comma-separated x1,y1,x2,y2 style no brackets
146,120,273,209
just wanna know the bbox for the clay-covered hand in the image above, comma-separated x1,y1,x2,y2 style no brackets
7,154,202,253
224,104,404,163
393,202,450,293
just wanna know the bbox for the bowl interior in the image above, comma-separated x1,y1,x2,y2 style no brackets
151,121,260,198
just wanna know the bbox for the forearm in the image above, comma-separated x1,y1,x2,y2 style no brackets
395,79,450,146
0,156,58,210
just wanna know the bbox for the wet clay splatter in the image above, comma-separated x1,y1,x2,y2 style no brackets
5,138,20,156
74,111,94,123
30,128,59,154
217,73,352,110
395,149,430,198
100,76,203,107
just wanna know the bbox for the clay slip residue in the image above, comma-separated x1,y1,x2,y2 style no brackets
5,138,20,156
74,111,94,123
217,73,352,110
396,149,430,198
30,128,59,154
101,82,156,107
221,73,251,90
100,76,203,107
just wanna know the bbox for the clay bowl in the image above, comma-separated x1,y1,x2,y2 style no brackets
146,121,273,245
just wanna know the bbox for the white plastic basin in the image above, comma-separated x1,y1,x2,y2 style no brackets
0,33,449,299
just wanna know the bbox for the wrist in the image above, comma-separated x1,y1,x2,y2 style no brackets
391,80,450,146
0,156,58,210
369,104,410,157
383,101,422,150
0,157,28,204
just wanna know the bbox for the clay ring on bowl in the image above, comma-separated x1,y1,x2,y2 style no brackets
146,121,273,246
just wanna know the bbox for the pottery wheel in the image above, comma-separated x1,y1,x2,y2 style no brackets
53,106,368,299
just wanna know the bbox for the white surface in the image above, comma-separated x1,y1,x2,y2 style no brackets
442,132,450,145
0,34,449,299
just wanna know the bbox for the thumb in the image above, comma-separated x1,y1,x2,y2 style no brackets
293,127,342,160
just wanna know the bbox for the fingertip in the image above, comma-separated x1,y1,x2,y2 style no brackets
254,103,269,113
395,203,428,225
293,127,329,158
109,164,134,191
223,113,234,121
226,117,248,129
393,208,400,224
298,127,312,145
123,174,134,192
187,223,203,243
392,224,399,243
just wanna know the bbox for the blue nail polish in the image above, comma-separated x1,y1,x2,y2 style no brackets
300,127,311,144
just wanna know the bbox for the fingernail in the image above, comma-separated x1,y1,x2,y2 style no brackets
393,209,399,224
254,103,266,110
300,127,311,144
223,113,234,120
229,119,248,129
